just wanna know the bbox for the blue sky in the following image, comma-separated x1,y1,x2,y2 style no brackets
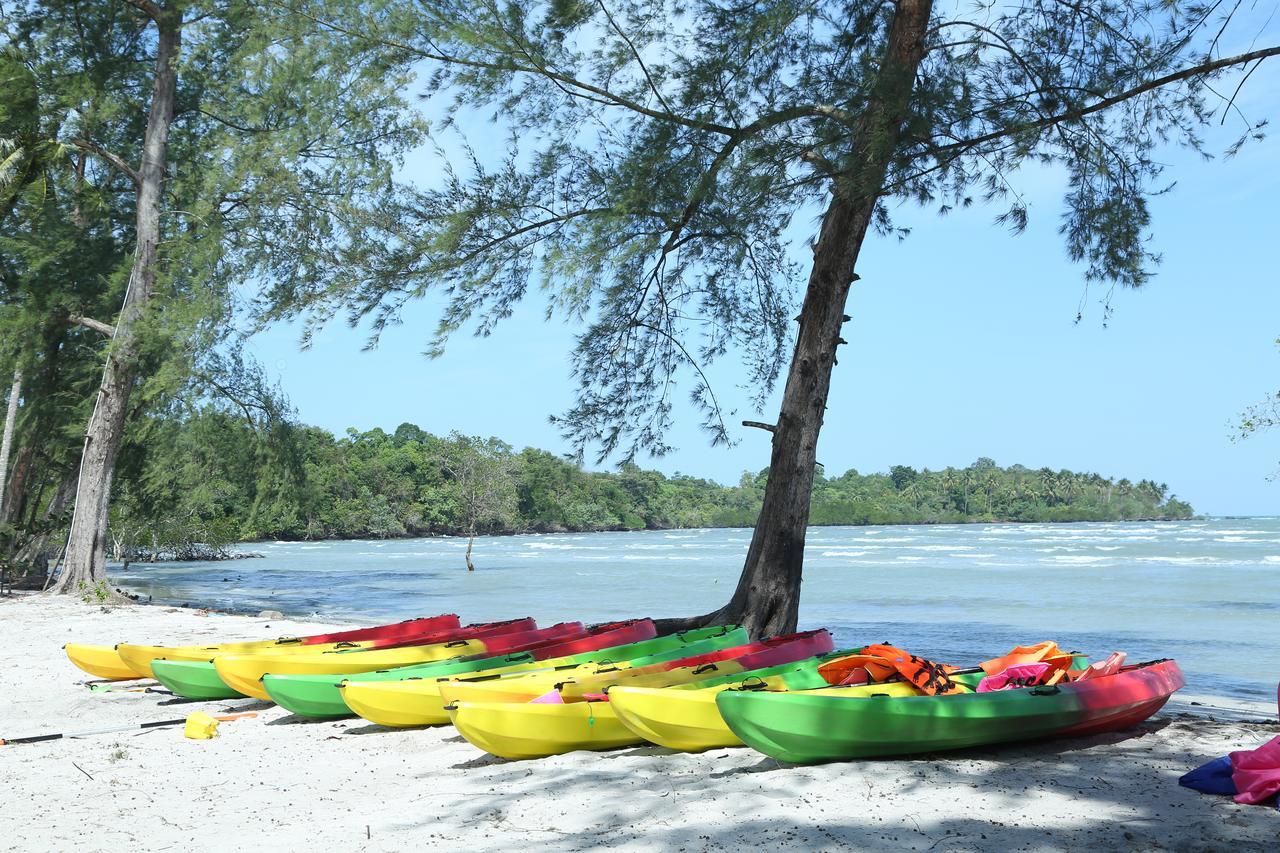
247,34,1280,517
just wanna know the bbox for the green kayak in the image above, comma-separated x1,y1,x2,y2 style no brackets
263,624,748,719
717,658,1184,763
152,658,248,699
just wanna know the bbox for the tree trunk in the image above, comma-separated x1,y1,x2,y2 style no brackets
655,0,934,638
1,443,35,529
51,14,181,597
465,532,476,572
0,368,20,520
13,469,78,571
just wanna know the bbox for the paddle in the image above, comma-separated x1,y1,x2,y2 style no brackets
0,712,258,745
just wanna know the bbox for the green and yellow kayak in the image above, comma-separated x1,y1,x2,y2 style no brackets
341,626,748,727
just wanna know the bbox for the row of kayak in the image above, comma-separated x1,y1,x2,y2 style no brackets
65,614,1185,763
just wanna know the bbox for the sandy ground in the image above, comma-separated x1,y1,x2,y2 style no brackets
2,594,1278,852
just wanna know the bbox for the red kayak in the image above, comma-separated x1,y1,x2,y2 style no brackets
364,617,539,650
283,613,461,646
557,629,836,691
520,619,658,659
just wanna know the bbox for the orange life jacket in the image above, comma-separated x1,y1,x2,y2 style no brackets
979,641,1075,677
818,644,968,696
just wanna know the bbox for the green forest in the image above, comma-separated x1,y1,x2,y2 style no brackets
103,408,1193,558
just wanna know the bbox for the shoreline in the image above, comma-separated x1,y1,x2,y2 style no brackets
3,595,1278,851
229,514,1206,548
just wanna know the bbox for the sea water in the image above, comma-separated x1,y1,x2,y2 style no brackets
113,517,1280,703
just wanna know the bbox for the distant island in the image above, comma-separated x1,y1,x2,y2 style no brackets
103,413,1193,560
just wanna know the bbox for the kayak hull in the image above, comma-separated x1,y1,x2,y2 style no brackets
449,700,640,759
717,660,1185,764
151,660,247,699
611,680,921,752
64,644,143,681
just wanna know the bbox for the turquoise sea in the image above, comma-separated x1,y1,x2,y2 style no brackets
113,518,1280,704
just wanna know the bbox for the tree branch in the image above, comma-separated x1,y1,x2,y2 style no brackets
595,0,674,115
120,0,162,22
742,420,776,433
67,314,116,338
66,139,140,186
932,44,1280,159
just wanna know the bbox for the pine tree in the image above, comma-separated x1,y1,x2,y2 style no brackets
258,0,1276,635
2,0,426,594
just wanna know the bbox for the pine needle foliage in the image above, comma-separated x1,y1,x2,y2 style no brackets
260,0,1276,463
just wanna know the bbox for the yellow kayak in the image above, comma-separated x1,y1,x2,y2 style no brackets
340,658,622,727
610,680,922,752
558,660,749,701
437,661,641,706
448,699,638,759
64,644,146,681
116,639,375,678
214,638,489,700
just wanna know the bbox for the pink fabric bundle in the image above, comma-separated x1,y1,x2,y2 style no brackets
1231,686,1280,806
1231,736,1280,805
976,662,1055,692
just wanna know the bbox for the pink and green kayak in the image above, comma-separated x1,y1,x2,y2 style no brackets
716,658,1184,763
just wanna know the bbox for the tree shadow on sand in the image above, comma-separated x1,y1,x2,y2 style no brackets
391,711,1280,850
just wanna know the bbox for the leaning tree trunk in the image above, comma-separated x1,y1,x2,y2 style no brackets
655,0,934,638
51,16,181,597
0,368,20,520
13,469,78,572
465,530,476,572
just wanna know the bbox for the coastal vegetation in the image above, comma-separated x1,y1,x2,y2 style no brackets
101,411,1192,558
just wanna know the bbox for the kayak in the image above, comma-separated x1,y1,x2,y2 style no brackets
611,681,923,752
341,625,748,727
607,649,861,751
110,614,465,678
209,619,554,700
607,647,1092,753
154,620,586,702
263,619,657,718
556,629,835,700
716,658,1185,763
442,630,834,705
607,657,988,752
64,644,147,681
449,699,638,759
66,614,462,680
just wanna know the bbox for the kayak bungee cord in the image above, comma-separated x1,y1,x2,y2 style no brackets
0,712,257,746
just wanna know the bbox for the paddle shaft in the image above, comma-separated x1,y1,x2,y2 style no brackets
0,713,257,745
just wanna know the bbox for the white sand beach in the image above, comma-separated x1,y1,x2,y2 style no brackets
2,594,1277,852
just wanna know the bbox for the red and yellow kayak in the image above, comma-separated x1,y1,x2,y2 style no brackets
66,613,462,680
